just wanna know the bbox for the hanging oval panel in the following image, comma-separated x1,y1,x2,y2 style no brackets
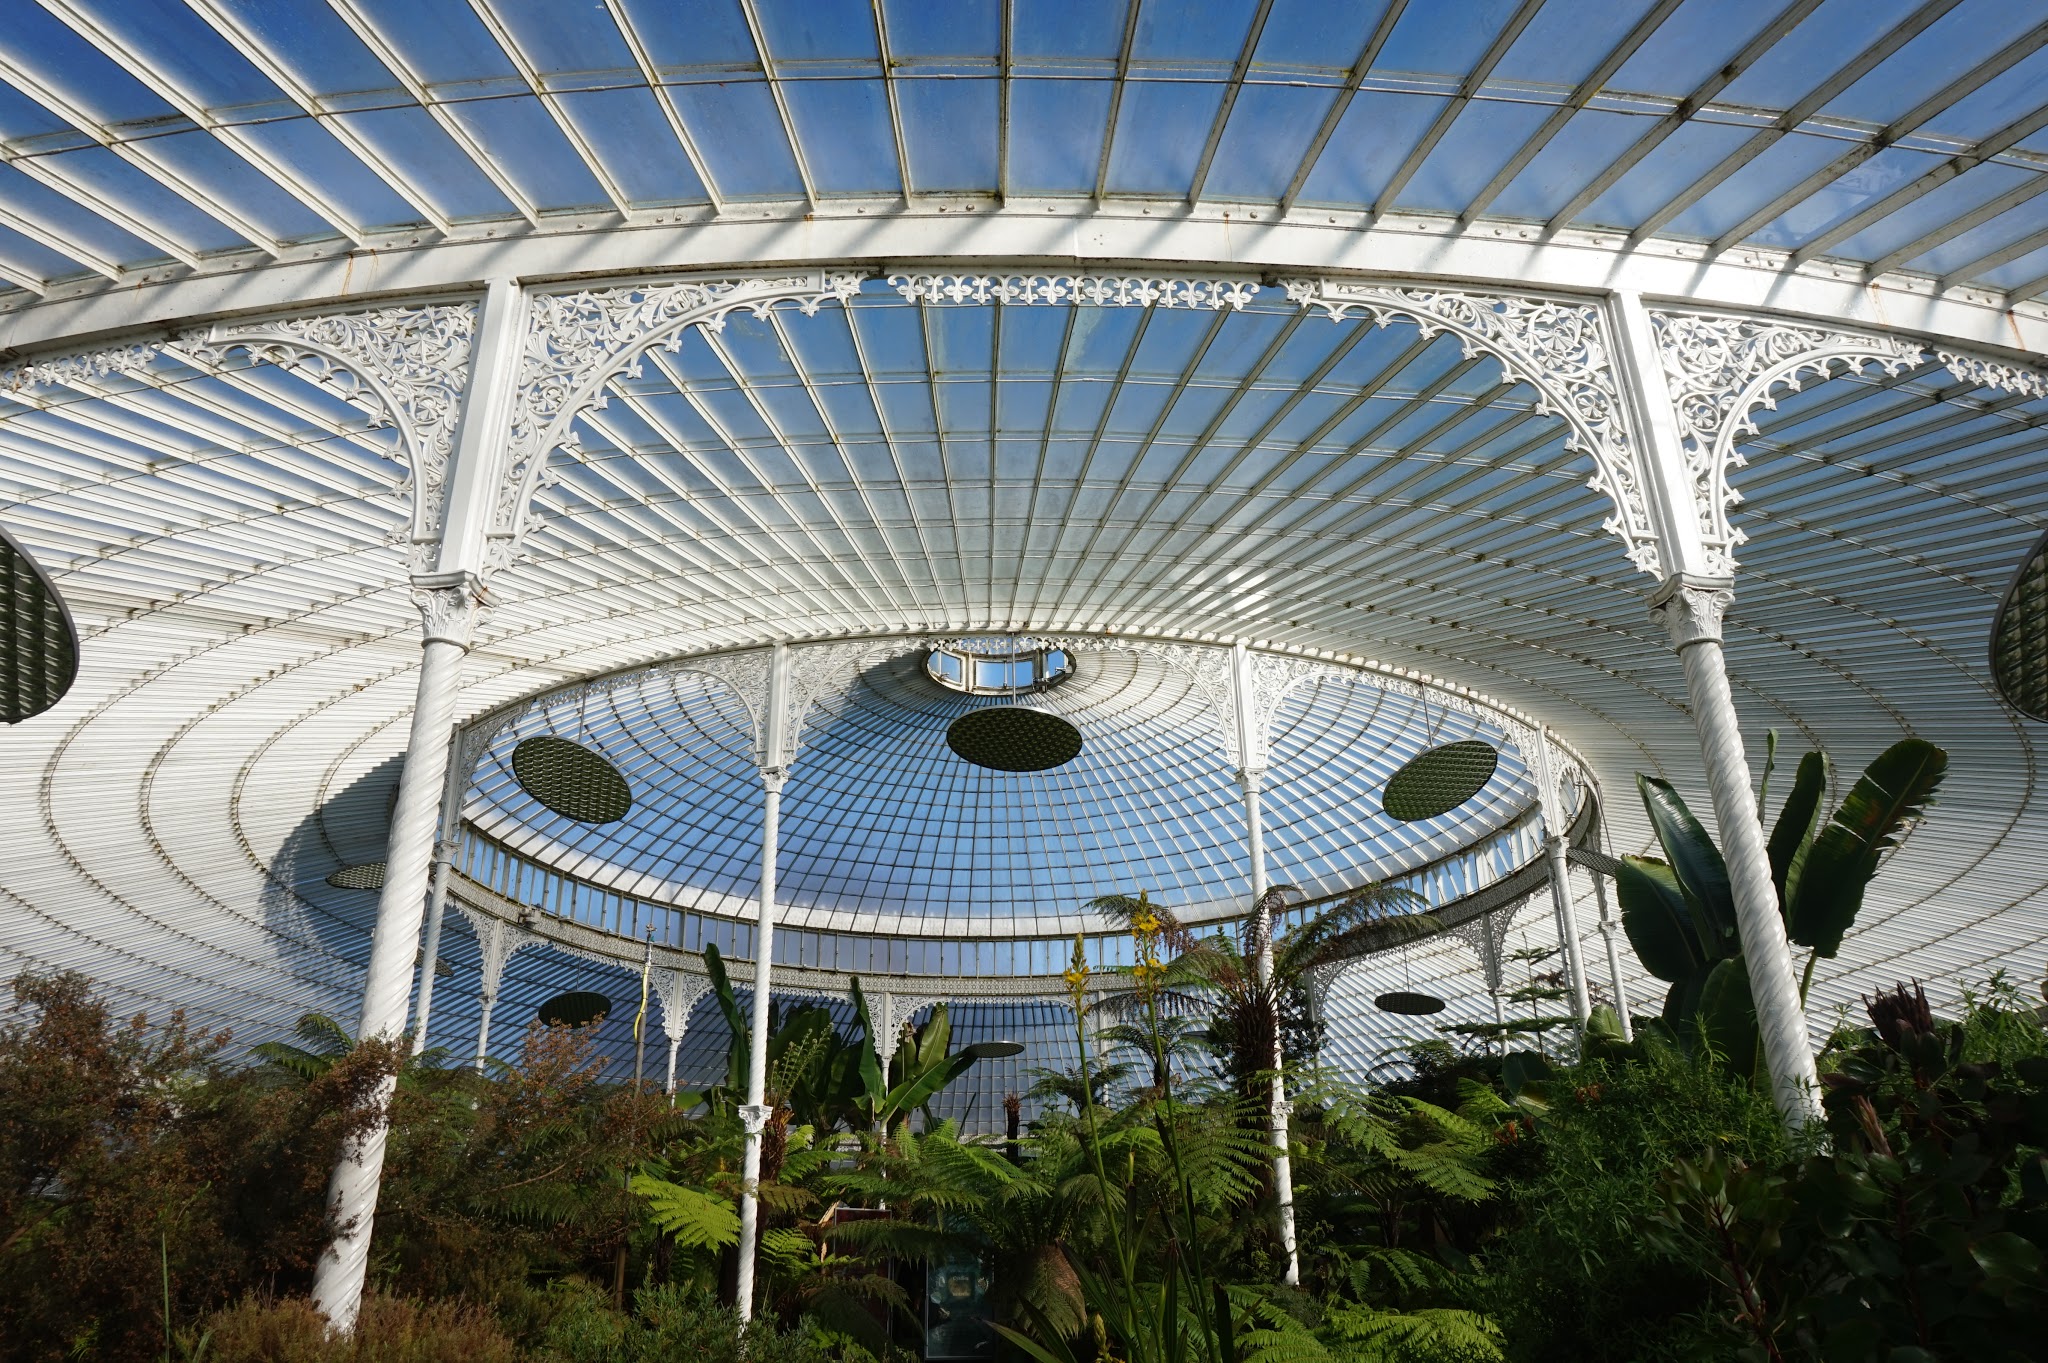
511,735,633,823
1,520,79,725
1382,740,1500,821
325,862,387,890
1375,991,1448,1016
1991,526,2048,721
946,706,1083,772
537,991,612,1029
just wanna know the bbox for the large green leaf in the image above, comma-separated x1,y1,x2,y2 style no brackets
1660,967,1708,1036
1694,956,1759,1077
1637,775,1738,953
630,1174,740,1251
880,1051,976,1128
702,943,748,1090
848,977,887,1116
1767,750,1829,909
1784,738,1947,958
1616,855,1709,983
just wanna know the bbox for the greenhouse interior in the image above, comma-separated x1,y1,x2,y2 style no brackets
2,1,2047,1360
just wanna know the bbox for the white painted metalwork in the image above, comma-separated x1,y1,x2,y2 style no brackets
0,53,2042,1300
1530,726,1591,1022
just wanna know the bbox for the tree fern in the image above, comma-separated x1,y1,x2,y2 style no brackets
630,1175,741,1274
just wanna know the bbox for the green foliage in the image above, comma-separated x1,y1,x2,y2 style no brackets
1644,981,2048,1361
628,1175,738,1252
1474,1043,1786,1362
0,971,401,1363
1619,737,1947,1072
1783,740,1945,960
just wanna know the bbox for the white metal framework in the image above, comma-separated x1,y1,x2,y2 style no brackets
2,0,2047,1334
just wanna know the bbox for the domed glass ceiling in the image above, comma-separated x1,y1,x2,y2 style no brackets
462,639,1535,939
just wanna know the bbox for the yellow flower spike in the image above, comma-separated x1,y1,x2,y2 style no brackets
1062,932,1091,1007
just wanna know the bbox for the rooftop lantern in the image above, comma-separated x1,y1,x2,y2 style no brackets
936,638,1084,773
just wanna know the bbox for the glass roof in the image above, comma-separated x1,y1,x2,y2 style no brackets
464,639,1535,937
1,275,2044,1072
0,0,2043,303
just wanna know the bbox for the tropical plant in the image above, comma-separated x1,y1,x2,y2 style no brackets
1615,735,1946,1071
1643,981,2048,1362
1093,883,1433,1101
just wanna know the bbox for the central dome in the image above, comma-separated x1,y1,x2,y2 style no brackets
460,638,1537,941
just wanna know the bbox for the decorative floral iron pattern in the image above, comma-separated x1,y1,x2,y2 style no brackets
1938,349,2048,399
1283,279,1660,576
1237,649,1341,772
651,970,712,1044
1651,311,1925,575
0,304,477,569
889,273,1261,309
499,272,866,570
0,342,161,391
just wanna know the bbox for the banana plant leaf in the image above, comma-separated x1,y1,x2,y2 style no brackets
1660,968,1709,1036
1694,956,1759,1078
1637,775,1738,954
1785,738,1946,959
1766,750,1829,908
702,944,749,1091
1616,855,1712,983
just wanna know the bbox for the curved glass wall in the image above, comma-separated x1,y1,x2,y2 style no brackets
458,637,1561,946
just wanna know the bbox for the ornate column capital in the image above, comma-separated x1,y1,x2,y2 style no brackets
759,766,788,796
1649,573,1735,651
1237,766,1266,795
738,1103,772,1135
409,570,488,648
433,838,460,863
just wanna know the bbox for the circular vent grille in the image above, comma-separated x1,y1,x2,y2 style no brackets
946,706,1084,772
1375,991,1447,1016
1383,740,1500,821
325,862,386,890
1991,527,2048,722
512,736,632,823
537,991,612,1029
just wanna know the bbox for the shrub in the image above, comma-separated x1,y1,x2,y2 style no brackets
202,1294,520,1363
1474,1047,1785,1362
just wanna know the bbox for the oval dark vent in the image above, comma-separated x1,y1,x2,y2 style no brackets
1375,991,1447,1016
1991,527,2048,722
946,706,1083,772
537,991,612,1029
512,736,632,823
325,862,386,890
1383,740,1500,821
2,521,79,725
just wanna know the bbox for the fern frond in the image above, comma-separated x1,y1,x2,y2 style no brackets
630,1174,741,1251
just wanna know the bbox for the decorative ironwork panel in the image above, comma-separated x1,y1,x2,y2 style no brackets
1284,279,1660,576
1651,311,1925,575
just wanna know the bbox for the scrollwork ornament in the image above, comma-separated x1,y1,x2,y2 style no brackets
501,272,866,554
179,304,477,542
1938,349,2048,399
890,273,1261,310
1652,311,1925,575
0,341,162,392
778,639,885,767
1284,278,1660,576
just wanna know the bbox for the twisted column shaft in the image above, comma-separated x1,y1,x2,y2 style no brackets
1653,576,1820,1126
311,581,477,1331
